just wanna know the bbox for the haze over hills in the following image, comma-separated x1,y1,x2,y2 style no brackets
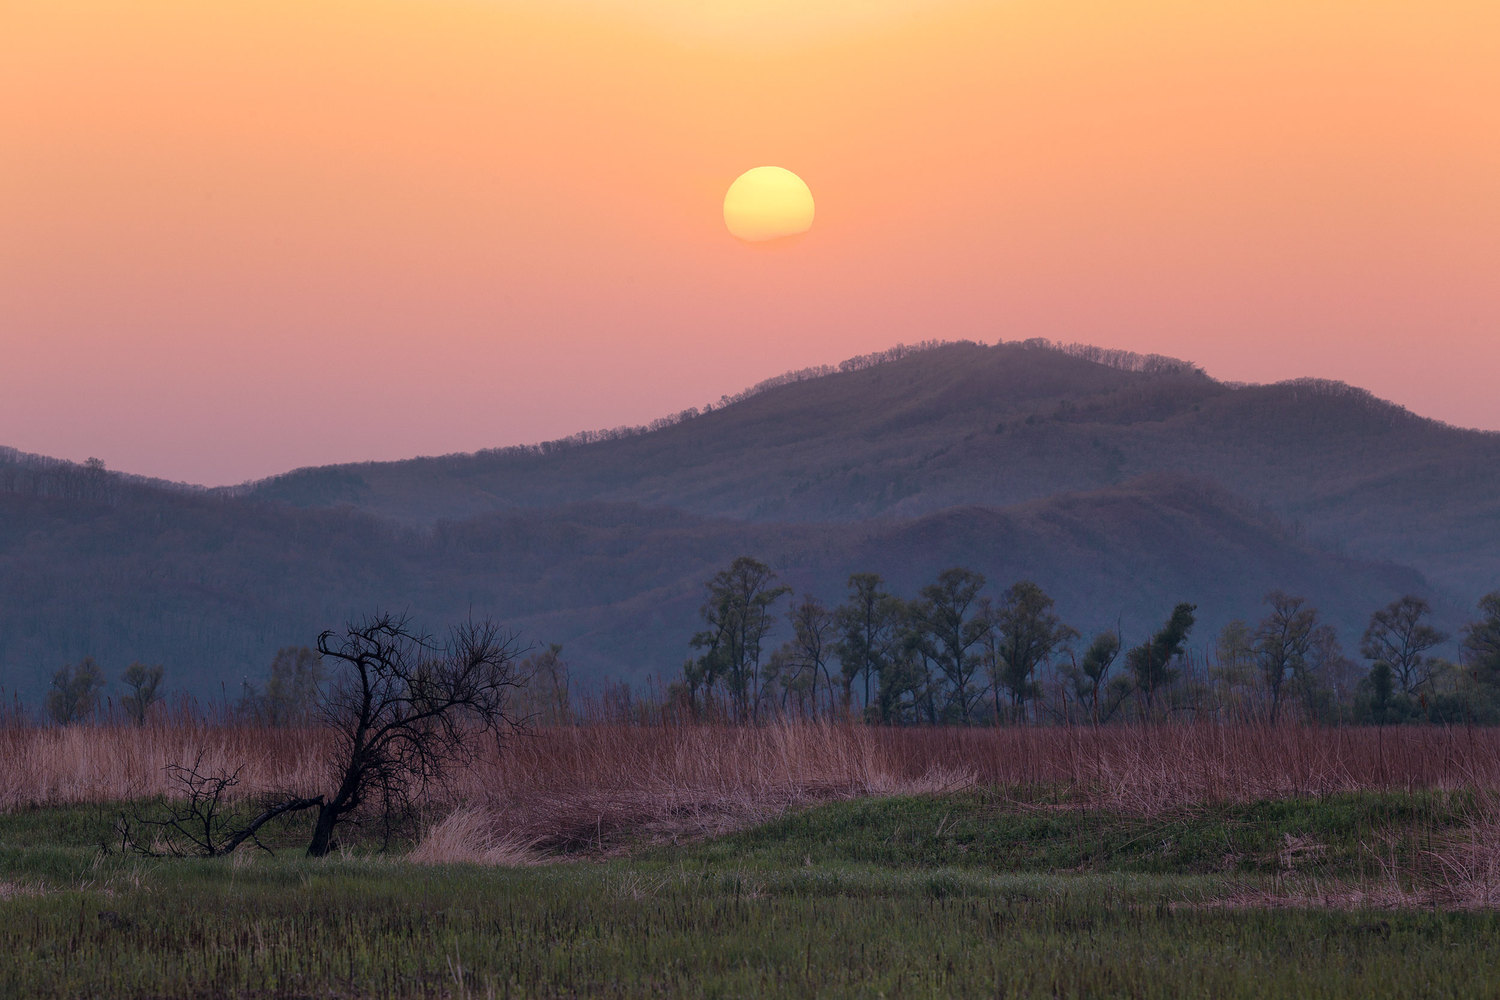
1,340,1493,704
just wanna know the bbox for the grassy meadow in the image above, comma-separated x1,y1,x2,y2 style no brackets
5,722,1500,997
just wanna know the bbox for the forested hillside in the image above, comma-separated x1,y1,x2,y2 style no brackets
244,340,1500,597
0,340,1490,706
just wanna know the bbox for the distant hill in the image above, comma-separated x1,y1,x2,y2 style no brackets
244,340,1500,597
0,465,1440,705
0,339,1491,705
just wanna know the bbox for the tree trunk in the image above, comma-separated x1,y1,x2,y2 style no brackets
307,803,340,857
217,795,322,856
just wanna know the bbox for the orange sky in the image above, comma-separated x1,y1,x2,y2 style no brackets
3,0,1497,484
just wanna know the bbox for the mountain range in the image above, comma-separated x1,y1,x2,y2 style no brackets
2,340,1494,703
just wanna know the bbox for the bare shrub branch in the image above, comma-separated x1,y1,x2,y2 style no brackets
114,750,322,857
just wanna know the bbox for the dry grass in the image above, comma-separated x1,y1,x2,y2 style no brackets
409,808,540,866
7,720,1500,857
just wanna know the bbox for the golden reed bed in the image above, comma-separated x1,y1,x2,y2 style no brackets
6,721,1500,844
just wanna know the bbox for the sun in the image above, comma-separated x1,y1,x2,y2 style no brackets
723,167,815,243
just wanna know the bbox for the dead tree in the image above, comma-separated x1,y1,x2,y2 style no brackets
117,612,526,859
116,751,323,857
306,613,527,856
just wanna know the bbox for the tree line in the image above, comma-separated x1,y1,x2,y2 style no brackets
31,647,322,727
674,556,1500,726
16,561,1500,729
25,639,577,730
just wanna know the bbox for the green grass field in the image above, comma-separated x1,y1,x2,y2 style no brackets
3,792,1496,998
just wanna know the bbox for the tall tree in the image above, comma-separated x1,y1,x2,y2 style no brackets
833,573,903,711
989,581,1076,723
1062,631,1122,725
1360,595,1448,695
689,556,789,721
45,658,105,725
1212,620,1258,717
891,608,943,724
1127,603,1196,716
120,662,165,726
873,638,931,725
515,644,571,725
1253,591,1317,723
1463,592,1500,689
1301,624,1354,722
240,646,324,726
771,595,838,715
916,568,990,723
1361,660,1403,725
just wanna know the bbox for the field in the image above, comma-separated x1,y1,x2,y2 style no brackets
5,722,1500,997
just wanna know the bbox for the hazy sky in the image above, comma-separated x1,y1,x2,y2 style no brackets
4,0,1497,485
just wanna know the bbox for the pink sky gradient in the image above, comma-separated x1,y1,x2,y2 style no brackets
3,0,1497,485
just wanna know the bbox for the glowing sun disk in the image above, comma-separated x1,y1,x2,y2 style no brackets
723,166,815,242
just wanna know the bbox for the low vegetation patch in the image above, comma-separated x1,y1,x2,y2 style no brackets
4,787,1500,998
674,789,1476,882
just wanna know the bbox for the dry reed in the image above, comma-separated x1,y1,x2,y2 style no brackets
6,720,1500,853
0,720,328,810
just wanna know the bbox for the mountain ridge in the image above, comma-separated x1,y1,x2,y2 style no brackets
240,340,1500,596
1,339,1491,704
